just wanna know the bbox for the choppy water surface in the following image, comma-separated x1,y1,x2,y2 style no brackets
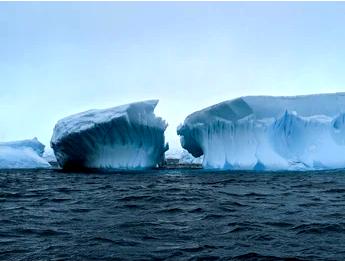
1,169,345,261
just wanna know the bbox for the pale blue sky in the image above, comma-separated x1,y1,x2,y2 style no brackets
1,2,345,149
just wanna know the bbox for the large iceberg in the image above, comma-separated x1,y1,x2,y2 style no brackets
177,93,345,171
51,100,168,170
0,138,51,169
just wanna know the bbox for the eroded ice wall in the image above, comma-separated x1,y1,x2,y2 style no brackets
178,93,345,171
51,100,168,170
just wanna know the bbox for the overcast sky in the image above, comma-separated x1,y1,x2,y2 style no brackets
1,2,345,149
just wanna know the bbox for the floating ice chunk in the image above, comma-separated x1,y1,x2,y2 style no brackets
178,93,345,171
0,138,50,169
51,100,168,170
178,150,203,165
165,148,203,164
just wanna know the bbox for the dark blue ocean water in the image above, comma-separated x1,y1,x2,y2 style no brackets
1,169,345,261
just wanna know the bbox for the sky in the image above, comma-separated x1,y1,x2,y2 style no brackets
1,2,345,150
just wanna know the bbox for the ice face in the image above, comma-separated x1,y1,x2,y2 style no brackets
0,137,45,157
178,150,203,165
43,148,57,163
51,100,168,170
178,93,345,171
165,148,203,164
0,138,50,169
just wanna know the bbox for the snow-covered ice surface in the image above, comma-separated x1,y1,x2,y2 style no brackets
0,138,50,169
51,100,168,170
179,150,203,164
177,93,345,171
165,148,203,164
164,148,182,160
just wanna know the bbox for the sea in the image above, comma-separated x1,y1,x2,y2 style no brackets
1,168,345,261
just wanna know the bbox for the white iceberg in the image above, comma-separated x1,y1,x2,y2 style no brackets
0,138,51,169
43,147,57,164
179,150,203,165
51,100,168,170
177,93,345,171
165,148,203,164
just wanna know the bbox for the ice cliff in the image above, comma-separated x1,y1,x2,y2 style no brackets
0,138,50,169
177,93,345,171
51,100,168,170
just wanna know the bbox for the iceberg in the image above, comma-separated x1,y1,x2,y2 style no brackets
0,138,51,169
177,93,345,171
51,100,168,170
165,148,203,164
43,147,58,166
179,150,203,165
